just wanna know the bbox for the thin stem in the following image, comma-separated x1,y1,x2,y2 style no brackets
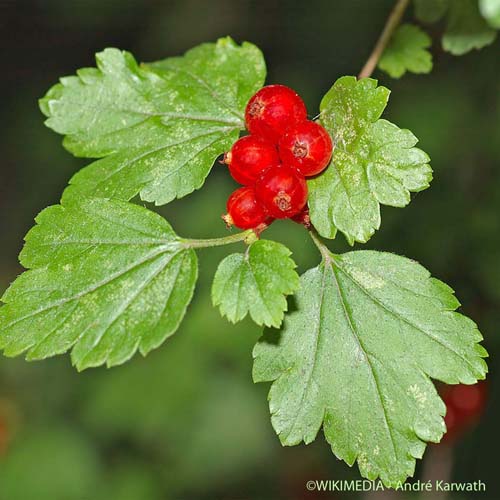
358,0,410,79
181,230,254,249
308,228,332,263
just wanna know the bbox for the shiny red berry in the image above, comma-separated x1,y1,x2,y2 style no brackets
222,186,268,230
278,120,333,176
255,165,308,219
224,135,280,185
245,85,307,143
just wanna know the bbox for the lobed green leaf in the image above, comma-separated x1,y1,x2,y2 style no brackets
253,250,487,487
309,76,431,244
443,0,497,55
212,240,299,328
40,38,266,205
379,24,433,78
414,0,498,54
0,198,197,370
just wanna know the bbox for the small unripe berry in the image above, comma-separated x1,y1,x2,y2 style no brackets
278,120,333,176
255,165,308,219
224,135,280,185
223,186,268,230
245,85,307,143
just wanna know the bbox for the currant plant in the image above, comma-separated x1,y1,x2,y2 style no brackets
371,0,499,79
1,0,497,488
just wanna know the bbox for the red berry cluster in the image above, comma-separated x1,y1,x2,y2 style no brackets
222,85,333,230
441,382,487,443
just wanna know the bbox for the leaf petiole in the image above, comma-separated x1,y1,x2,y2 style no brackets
308,228,332,263
181,230,256,249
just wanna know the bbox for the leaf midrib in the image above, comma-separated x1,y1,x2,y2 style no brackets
49,98,243,129
279,265,328,443
332,255,480,375
75,250,181,367
1,244,177,332
154,64,245,122
329,261,398,462
81,128,235,197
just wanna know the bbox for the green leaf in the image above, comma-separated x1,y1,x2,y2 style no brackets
309,77,431,244
212,240,299,328
40,38,265,205
379,24,433,78
443,0,497,54
253,250,487,487
413,0,498,53
480,0,500,27
0,198,197,370
414,0,449,23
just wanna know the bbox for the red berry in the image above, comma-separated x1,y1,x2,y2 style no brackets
224,135,280,185
255,165,308,219
291,206,311,228
441,382,487,443
245,85,307,143
223,186,268,230
447,382,487,420
278,120,333,176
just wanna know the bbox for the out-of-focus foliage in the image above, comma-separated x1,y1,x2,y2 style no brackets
414,0,499,55
443,0,497,54
0,0,498,498
480,0,500,27
0,426,100,500
379,24,433,77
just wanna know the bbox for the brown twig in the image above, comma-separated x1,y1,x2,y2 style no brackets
358,0,410,79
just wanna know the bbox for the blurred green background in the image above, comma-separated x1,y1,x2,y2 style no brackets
0,0,498,499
